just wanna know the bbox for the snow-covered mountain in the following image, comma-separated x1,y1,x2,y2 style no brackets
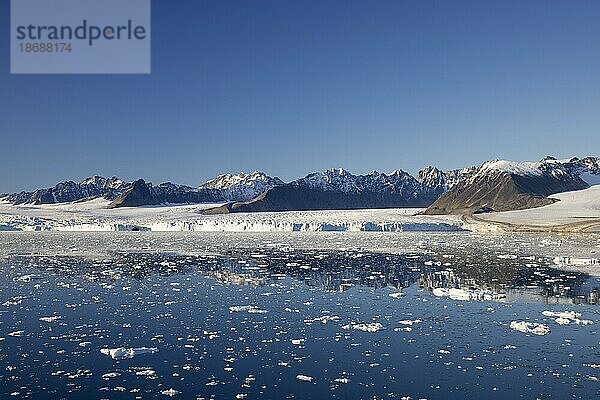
3,176,129,205
416,166,477,195
294,168,419,193
1,172,284,207
199,171,284,202
425,156,600,215
209,167,468,214
107,179,224,208
3,157,598,213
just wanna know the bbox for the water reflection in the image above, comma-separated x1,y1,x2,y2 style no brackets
7,247,600,305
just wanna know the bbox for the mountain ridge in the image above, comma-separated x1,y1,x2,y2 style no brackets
424,156,600,215
3,156,599,215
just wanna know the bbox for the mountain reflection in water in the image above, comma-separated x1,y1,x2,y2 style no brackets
8,247,600,305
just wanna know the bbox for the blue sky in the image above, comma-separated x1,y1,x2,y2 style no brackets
2,0,600,192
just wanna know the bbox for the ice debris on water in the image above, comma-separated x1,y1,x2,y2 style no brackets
101,372,121,380
388,292,404,299
229,305,267,314
334,377,351,384
303,315,340,324
39,316,61,323
398,319,421,326
160,388,180,397
542,310,593,325
510,321,551,336
342,322,383,332
432,287,505,301
296,374,313,382
100,347,159,360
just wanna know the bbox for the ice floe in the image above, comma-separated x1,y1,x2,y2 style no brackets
160,388,180,397
432,287,506,301
39,316,61,323
303,315,340,324
342,322,384,332
542,310,593,325
229,305,267,314
100,347,159,360
296,374,314,382
509,321,551,336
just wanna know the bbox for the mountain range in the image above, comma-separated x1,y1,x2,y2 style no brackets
2,156,599,215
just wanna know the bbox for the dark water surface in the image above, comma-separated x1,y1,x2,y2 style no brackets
0,232,599,399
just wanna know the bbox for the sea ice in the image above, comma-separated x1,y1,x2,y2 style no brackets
229,305,267,314
39,316,61,323
334,377,351,383
303,315,340,324
398,319,421,326
342,322,384,332
510,321,551,336
100,347,159,360
542,311,593,325
296,374,313,382
160,388,180,397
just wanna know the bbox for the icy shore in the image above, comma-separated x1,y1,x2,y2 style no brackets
0,200,462,232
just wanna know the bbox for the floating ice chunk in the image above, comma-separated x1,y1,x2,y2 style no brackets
398,319,421,326
388,292,404,299
448,288,472,301
13,274,41,282
203,330,220,340
334,377,351,384
542,310,593,325
542,311,582,319
303,315,340,324
100,347,159,360
342,322,383,332
160,388,180,397
136,369,157,379
296,374,313,382
510,321,550,336
39,316,61,323
431,287,505,301
8,330,24,337
583,363,600,369
229,305,267,314
291,339,304,345
102,372,121,380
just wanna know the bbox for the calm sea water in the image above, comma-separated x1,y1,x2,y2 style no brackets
0,232,599,399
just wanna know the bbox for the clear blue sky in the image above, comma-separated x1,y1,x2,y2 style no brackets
2,0,600,193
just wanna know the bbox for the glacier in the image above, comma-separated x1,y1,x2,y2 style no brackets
0,200,463,232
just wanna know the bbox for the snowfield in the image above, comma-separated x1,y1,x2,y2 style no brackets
0,199,462,232
2,185,599,232
479,185,600,230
